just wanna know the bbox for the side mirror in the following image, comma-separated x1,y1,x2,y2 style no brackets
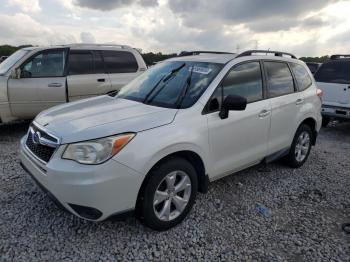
219,95,247,119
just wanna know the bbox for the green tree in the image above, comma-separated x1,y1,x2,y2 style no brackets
0,44,32,57
299,56,329,63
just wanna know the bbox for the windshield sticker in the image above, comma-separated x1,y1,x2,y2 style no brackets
189,66,212,75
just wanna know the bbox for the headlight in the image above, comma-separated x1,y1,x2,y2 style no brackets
62,133,135,165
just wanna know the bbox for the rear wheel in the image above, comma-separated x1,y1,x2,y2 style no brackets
138,157,198,231
284,124,313,168
322,116,330,127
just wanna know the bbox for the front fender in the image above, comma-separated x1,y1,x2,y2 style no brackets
114,117,210,177
143,142,208,175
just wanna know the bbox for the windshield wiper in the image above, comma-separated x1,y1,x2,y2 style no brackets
143,63,186,104
176,65,194,108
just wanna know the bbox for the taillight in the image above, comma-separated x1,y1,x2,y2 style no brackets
316,88,323,98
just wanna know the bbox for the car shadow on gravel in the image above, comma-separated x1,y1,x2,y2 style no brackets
0,120,30,141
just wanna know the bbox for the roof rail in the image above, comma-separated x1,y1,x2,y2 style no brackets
237,50,297,59
64,43,131,49
179,51,235,57
330,54,350,60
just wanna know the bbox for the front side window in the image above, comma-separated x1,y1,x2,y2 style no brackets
290,63,313,91
265,61,295,98
117,61,222,108
314,60,350,84
222,62,263,103
21,49,67,78
103,51,138,73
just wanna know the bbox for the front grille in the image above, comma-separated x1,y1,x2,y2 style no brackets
25,125,58,163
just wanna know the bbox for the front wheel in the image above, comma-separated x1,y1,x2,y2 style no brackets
284,124,313,168
138,157,198,231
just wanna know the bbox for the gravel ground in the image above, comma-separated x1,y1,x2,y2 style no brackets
0,120,349,261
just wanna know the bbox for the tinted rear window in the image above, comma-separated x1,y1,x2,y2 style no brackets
265,61,295,98
314,60,350,84
103,51,138,73
68,52,94,75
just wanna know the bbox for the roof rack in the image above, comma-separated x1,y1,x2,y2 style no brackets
179,51,235,57
330,54,350,60
64,43,131,49
237,50,297,59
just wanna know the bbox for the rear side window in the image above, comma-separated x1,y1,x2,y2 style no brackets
222,62,263,103
265,61,295,98
103,51,138,73
92,51,105,74
290,63,312,91
314,60,350,84
68,52,94,75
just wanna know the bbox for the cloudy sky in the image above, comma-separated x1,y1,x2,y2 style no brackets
1,0,350,56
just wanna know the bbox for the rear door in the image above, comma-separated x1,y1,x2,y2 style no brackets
314,60,350,107
264,61,303,155
102,50,141,92
67,50,112,101
8,48,68,118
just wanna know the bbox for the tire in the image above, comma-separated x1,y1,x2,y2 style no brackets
137,157,198,231
322,116,330,127
284,124,313,168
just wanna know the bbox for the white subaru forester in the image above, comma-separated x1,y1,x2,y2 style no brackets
20,50,322,231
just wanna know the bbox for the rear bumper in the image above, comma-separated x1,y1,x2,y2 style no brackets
322,105,350,120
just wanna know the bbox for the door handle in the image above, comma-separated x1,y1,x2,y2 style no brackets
48,83,62,87
296,98,304,105
258,109,270,118
97,78,105,82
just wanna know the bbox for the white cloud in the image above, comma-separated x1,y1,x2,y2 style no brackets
7,0,41,13
1,0,350,56
0,13,76,45
80,32,96,43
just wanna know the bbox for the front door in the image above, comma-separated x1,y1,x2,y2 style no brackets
8,48,68,118
206,61,271,179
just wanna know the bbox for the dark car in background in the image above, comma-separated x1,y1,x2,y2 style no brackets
306,62,321,74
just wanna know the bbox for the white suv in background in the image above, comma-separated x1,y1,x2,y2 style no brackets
0,44,146,123
314,55,350,126
20,50,322,231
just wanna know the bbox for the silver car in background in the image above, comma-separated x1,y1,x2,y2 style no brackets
0,44,147,123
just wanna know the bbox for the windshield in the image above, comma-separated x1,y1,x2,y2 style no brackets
0,49,29,75
117,61,223,108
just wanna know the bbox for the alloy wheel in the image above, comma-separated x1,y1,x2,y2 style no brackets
153,171,192,221
295,131,310,162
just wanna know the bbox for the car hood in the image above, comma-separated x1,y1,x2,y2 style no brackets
35,96,178,144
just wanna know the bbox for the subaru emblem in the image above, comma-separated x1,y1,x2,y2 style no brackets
32,131,41,145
